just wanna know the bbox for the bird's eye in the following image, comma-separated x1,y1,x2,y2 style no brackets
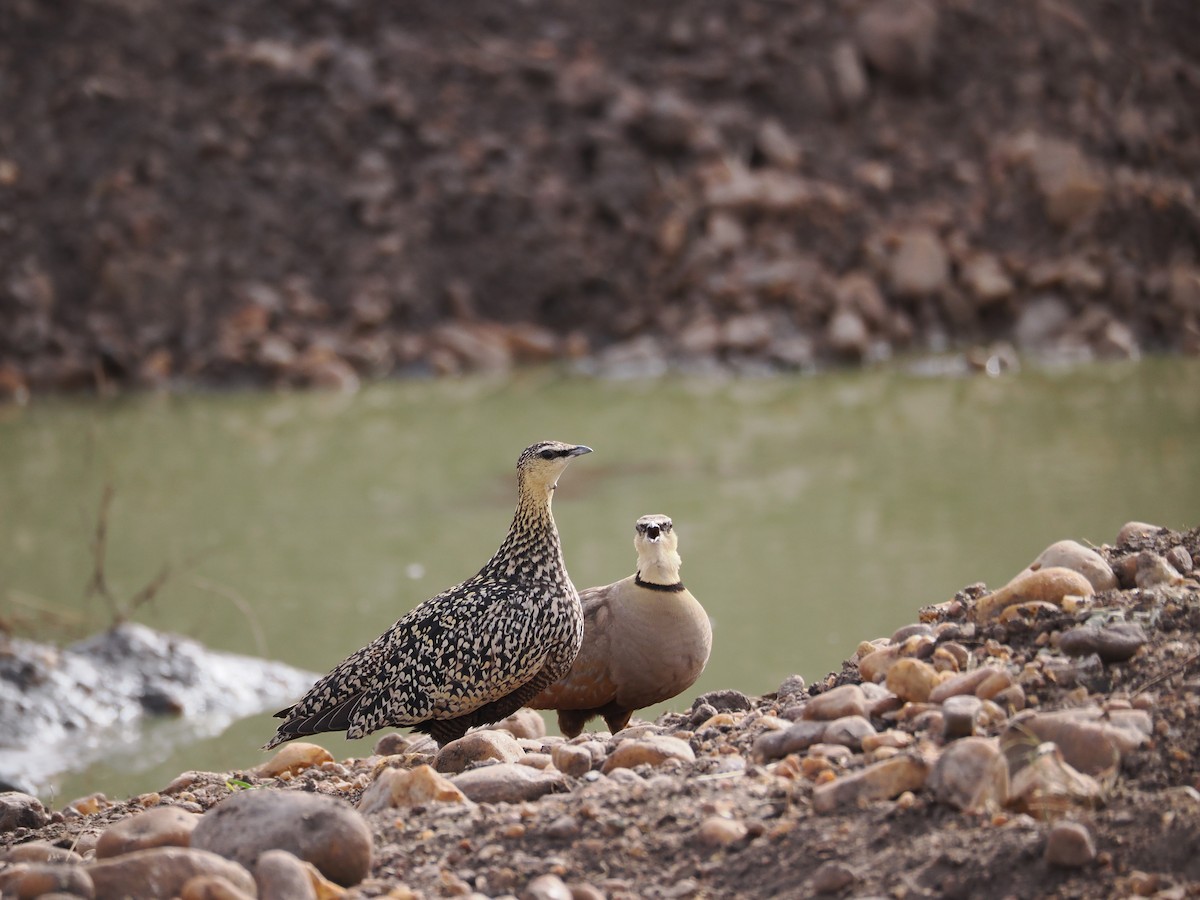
539,449,556,460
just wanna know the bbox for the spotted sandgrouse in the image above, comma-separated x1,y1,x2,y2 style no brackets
264,440,592,749
529,514,712,737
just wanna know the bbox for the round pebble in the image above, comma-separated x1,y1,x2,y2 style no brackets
696,816,748,847
1044,821,1096,868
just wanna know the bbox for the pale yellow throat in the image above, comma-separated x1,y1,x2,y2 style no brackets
636,539,683,586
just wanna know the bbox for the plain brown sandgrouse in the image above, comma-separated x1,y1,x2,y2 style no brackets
265,440,592,750
528,513,712,737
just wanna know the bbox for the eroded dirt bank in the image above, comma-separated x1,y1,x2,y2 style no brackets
2,1,1200,397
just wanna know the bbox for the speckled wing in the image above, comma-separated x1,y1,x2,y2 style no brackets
528,582,618,711
273,578,552,743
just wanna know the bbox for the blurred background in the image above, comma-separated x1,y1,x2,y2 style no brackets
1,0,1198,802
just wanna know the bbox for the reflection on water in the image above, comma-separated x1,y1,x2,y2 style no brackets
2,359,1199,802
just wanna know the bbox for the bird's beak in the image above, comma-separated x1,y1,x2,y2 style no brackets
567,445,593,457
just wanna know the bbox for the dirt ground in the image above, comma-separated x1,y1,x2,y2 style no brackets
2,0,1200,395
6,525,1199,899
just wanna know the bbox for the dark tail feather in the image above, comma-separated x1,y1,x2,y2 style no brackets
262,693,364,751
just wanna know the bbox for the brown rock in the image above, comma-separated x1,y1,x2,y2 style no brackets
550,743,594,777
496,708,548,741
960,253,1013,303
827,309,870,358
696,816,749,847
521,873,573,900
974,668,1016,701
179,874,256,900
1005,708,1151,775
602,735,695,772
452,763,566,803
1,842,85,865
929,737,1008,812
191,789,372,887
1166,545,1194,573
434,730,524,774
1044,821,1097,868
809,861,858,895
431,322,513,373
757,119,803,169
855,0,939,86
253,743,334,779
971,567,1094,621
1028,137,1106,228
87,847,256,900
357,765,471,813
96,806,202,859
0,862,95,899
941,695,983,739
254,849,318,900
1116,521,1162,544
812,753,930,813
0,792,49,833
1026,540,1117,592
804,684,869,721
885,658,940,702
1135,551,1184,587
1008,744,1103,814
829,42,869,108
889,228,949,297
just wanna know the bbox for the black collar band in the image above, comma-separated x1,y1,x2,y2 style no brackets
636,573,686,592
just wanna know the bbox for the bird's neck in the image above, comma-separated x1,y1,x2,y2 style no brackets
483,482,564,579
635,546,683,587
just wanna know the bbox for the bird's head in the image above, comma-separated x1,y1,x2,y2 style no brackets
517,440,593,495
634,514,677,550
633,514,682,584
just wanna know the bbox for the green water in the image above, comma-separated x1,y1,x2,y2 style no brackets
3,359,1199,803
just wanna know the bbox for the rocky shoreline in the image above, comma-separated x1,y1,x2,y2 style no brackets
2,521,1198,898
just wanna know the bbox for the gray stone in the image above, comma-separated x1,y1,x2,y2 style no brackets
810,861,858,895
1058,623,1147,663
191,788,372,887
1014,295,1071,351
452,763,566,804
752,720,827,762
941,695,983,740
692,689,752,713
822,715,876,751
